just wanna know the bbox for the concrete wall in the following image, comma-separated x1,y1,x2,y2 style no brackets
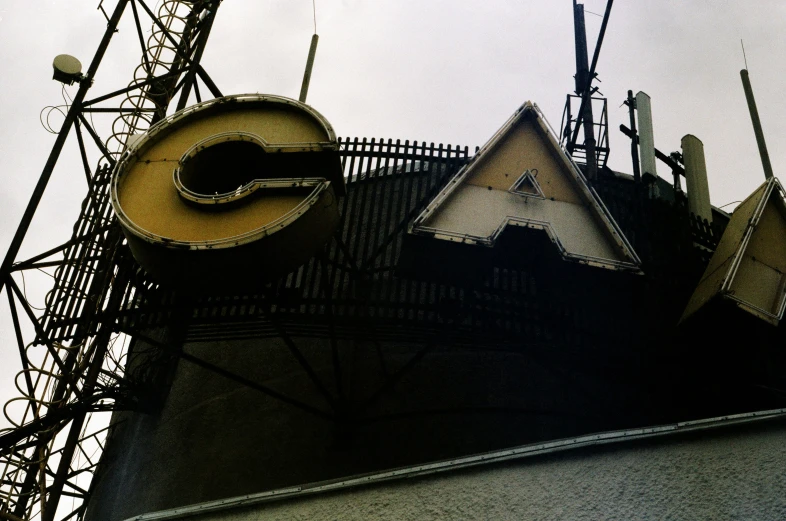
177,421,786,521
87,332,612,521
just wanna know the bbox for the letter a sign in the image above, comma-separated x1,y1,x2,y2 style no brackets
411,102,640,272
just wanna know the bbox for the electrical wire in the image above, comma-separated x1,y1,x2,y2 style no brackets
35,267,56,280
39,105,67,134
19,271,47,312
61,83,71,111
39,85,76,134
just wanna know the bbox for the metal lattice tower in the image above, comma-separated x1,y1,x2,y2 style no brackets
0,2,222,519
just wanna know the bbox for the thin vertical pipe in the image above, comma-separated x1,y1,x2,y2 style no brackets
740,69,774,180
627,90,641,184
299,34,319,103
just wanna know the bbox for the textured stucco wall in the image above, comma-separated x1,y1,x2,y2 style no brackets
180,421,786,521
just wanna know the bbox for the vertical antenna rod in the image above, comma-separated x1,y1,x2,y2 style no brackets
626,90,641,184
740,64,774,180
299,34,319,103
573,2,590,96
572,2,597,180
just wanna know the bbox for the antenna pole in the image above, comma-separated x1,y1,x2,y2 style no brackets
299,34,319,103
572,3,597,180
569,1,613,181
740,69,774,180
573,4,590,97
626,90,641,184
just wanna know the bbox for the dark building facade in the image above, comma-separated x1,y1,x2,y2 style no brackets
83,132,786,520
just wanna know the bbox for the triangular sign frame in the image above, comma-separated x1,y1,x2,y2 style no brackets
509,169,545,199
410,101,641,272
682,177,786,326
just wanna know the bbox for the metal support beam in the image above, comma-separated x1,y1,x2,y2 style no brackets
5,221,121,518
73,118,94,187
130,0,153,76
619,124,685,176
175,2,219,111
82,68,185,107
136,0,223,102
77,114,115,163
6,277,80,399
10,225,111,272
41,237,129,521
7,290,40,422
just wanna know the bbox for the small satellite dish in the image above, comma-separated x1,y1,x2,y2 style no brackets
52,54,83,85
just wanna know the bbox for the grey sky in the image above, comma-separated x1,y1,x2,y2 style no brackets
1,1,785,427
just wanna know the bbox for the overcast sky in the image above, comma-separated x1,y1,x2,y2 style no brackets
1,0,785,428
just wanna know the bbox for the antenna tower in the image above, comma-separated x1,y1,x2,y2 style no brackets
0,2,222,519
